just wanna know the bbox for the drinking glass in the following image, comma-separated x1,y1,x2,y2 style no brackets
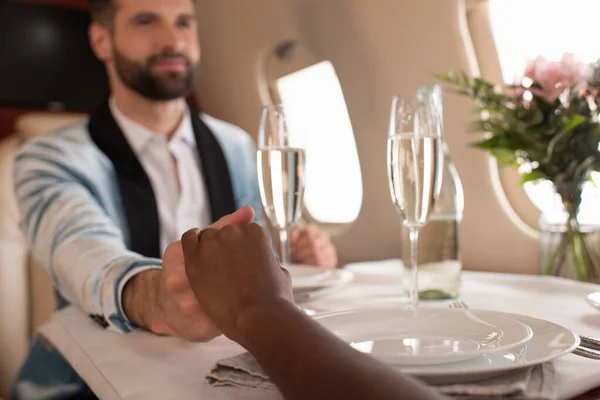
387,94,443,308
257,105,306,268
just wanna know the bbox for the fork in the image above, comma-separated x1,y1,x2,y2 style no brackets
449,300,600,360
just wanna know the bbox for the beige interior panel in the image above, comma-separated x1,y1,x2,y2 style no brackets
0,136,29,396
195,0,540,273
28,258,57,339
0,112,83,397
465,0,542,234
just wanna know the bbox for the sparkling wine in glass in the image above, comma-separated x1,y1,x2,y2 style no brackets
257,105,306,268
387,95,443,308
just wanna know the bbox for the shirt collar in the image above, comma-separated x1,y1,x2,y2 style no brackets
173,111,195,147
109,97,195,155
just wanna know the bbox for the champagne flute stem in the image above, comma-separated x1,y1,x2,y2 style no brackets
279,228,290,268
408,227,420,308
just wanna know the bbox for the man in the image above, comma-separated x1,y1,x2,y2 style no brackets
180,208,446,400
11,0,336,398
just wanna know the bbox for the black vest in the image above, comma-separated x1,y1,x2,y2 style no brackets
87,100,236,258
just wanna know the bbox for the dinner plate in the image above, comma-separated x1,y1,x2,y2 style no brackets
292,270,354,304
289,265,353,292
313,308,533,365
586,292,600,312
288,265,334,288
314,307,579,383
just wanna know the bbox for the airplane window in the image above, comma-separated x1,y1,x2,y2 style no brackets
489,0,600,83
277,61,363,224
489,0,600,224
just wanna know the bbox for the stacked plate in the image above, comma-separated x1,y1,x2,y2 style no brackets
289,265,353,303
312,307,580,383
587,292,600,312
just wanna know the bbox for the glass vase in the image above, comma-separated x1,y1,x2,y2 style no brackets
539,182,600,283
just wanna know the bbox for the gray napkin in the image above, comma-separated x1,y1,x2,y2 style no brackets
207,352,557,400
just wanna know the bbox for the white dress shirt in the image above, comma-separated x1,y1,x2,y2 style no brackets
110,99,212,256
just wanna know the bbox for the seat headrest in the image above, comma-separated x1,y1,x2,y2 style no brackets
15,112,85,141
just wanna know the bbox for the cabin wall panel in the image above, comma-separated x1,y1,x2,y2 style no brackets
195,0,539,273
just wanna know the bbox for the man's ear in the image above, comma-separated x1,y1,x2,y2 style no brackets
89,22,113,63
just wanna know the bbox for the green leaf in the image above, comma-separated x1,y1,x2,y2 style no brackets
491,148,517,167
435,71,452,82
475,105,508,115
519,170,546,185
477,120,495,133
436,70,465,87
474,135,507,150
507,119,529,135
460,71,471,86
473,78,494,91
529,109,544,126
543,116,587,163
558,114,586,136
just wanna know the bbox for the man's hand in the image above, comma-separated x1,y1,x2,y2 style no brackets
122,206,256,341
290,225,337,269
181,221,293,345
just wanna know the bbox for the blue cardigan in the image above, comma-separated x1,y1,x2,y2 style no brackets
14,109,262,333
11,104,266,399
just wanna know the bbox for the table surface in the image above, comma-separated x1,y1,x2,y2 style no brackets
39,263,600,400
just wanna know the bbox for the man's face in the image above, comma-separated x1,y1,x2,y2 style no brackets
107,0,200,100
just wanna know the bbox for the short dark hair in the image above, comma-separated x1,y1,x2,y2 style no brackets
88,0,117,27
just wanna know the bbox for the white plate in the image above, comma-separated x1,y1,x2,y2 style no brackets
344,260,404,283
314,307,579,383
293,270,354,303
586,292,600,311
313,308,533,366
290,265,353,291
289,265,334,288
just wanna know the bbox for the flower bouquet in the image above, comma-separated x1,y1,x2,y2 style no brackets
437,54,600,282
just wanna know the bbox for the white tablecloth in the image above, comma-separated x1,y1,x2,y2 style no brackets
39,264,600,400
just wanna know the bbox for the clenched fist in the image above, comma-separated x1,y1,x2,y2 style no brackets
182,219,293,344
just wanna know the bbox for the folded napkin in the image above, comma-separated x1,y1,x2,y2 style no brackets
207,352,557,400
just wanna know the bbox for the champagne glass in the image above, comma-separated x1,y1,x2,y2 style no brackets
387,94,443,308
257,105,306,268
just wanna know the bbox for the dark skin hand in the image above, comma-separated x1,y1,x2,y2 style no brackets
181,211,446,400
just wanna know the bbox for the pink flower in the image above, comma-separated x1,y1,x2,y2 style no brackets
578,83,589,99
560,53,591,84
523,56,545,82
522,53,589,103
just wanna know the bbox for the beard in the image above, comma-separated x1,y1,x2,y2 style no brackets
112,47,197,101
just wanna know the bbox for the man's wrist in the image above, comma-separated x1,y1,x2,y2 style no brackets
122,269,163,331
